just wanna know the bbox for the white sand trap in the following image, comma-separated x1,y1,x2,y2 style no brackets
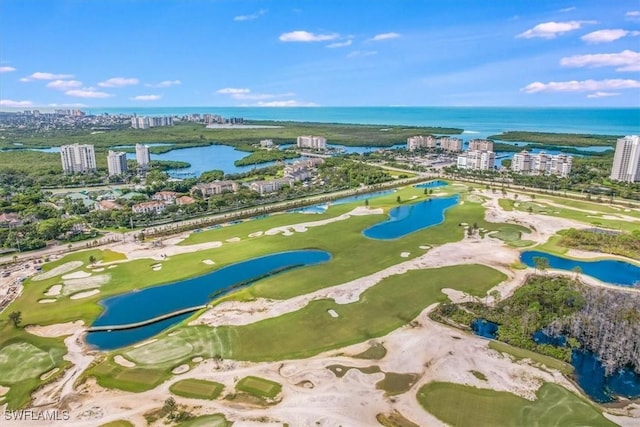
442,288,476,304
0,386,8,396
32,261,83,281
410,195,418,200
400,252,411,258
202,259,215,265
419,245,430,250
328,309,339,318
92,268,105,272
248,231,263,237
133,338,158,348
40,368,59,381
39,299,56,304
226,237,241,242
26,320,84,337
114,355,136,368
172,364,190,374
70,289,99,299
63,274,110,294
44,284,62,296
62,271,92,280
152,264,162,271
108,265,118,269
192,357,203,363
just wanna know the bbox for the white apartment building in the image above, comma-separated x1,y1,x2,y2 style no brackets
468,139,494,152
135,144,151,169
610,135,640,183
131,116,174,129
107,151,128,176
60,144,97,174
297,136,327,150
249,178,293,195
260,139,274,148
457,150,495,170
439,137,463,152
511,150,573,177
406,135,437,151
132,201,166,215
190,181,239,197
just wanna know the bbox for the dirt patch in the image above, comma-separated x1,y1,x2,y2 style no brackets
70,289,99,299
32,261,83,281
114,355,136,368
172,364,190,374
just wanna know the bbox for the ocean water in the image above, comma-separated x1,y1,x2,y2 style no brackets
93,107,640,138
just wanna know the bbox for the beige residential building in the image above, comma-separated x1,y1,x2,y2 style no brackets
152,191,179,203
60,144,97,174
468,139,494,152
249,178,293,195
107,151,128,176
439,137,463,152
135,144,151,169
457,150,495,170
132,201,166,215
610,135,640,182
297,136,327,150
511,150,573,177
191,181,239,197
406,135,437,150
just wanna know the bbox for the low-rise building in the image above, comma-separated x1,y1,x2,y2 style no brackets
190,181,239,197
95,200,122,211
132,201,166,215
249,178,293,195
0,213,24,228
152,191,179,204
176,195,196,205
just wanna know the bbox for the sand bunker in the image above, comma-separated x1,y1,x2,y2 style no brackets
38,299,56,304
32,261,83,281
44,284,62,296
63,275,110,295
266,207,383,236
192,357,203,363
442,288,476,304
0,386,8,397
328,309,339,318
62,271,92,280
114,355,136,368
152,264,162,271
70,289,99,299
26,320,84,337
172,364,190,374
400,252,411,258
40,368,59,381
108,265,118,269
226,237,241,242
202,259,215,265
249,231,264,238
92,268,105,272
419,245,430,250
133,339,158,348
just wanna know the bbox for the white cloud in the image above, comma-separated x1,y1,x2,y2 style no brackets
65,88,113,98
0,66,16,73
586,91,620,98
146,80,182,88
347,50,378,58
97,77,139,88
130,94,162,101
369,32,400,41
559,7,576,12
46,80,83,90
0,99,33,107
217,87,295,100
217,88,251,95
560,50,640,72
20,71,74,82
47,103,88,107
254,100,317,107
517,20,596,39
581,29,640,43
626,11,640,20
279,31,339,42
522,78,640,93
234,9,267,21
326,40,353,48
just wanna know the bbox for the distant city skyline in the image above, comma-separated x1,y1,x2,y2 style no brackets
1,0,639,109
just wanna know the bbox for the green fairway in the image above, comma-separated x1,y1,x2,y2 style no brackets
0,342,59,383
176,413,232,427
236,376,282,399
488,341,573,375
170,379,224,400
417,382,615,427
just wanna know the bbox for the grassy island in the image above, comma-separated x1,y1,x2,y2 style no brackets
487,131,619,147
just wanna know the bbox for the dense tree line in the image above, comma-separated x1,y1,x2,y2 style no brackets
559,228,640,260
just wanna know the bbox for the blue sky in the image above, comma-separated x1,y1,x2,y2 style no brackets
1,0,639,108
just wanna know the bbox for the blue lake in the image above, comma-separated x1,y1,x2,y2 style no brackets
520,250,640,287
363,195,458,240
471,318,499,339
86,249,331,350
288,189,394,214
414,180,448,189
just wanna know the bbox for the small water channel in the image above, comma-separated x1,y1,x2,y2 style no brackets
363,195,458,240
86,249,331,350
520,250,640,287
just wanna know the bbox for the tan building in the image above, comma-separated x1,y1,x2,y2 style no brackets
152,191,179,203
176,195,196,205
132,201,166,215
468,139,494,152
249,178,293,195
191,181,239,197
439,137,463,152
407,135,437,150
297,136,327,150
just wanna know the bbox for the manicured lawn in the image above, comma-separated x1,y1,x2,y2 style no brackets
236,376,282,399
170,379,224,400
498,198,514,211
488,341,573,375
535,235,569,255
376,372,418,396
99,421,134,427
417,382,615,427
176,413,232,427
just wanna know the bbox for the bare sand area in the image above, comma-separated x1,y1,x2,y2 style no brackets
44,284,62,296
70,289,100,299
32,261,83,281
38,299,56,304
114,355,136,368
62,271,92,280
202,259,215,265
27,321,85,338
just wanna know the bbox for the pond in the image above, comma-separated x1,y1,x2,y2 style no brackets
86,249,331,350
288,189,395,214
471,318,499,339
520,250,640,287
363,195,458,240
414,180,448,189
